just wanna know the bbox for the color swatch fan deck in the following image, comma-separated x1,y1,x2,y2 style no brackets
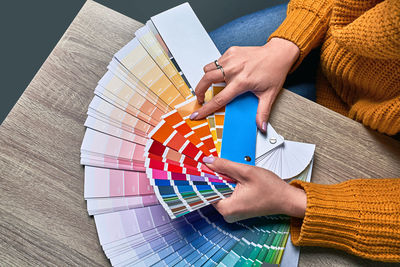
80,3,316,266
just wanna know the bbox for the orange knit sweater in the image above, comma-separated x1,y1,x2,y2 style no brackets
290,179,400,262
270,0,400,135
268,0,400,262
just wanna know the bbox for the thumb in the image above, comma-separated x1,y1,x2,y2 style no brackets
255,94,274,133
202,157,248,183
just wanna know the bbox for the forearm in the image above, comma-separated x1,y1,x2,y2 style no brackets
289,178,400,262
268,0,333,70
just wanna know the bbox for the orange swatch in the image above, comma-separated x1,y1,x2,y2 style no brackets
174,97,218,157
162,110,211,156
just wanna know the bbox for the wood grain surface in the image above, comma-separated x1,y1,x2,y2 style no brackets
0,1,399,266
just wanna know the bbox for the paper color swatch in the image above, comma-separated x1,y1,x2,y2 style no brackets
79,3,316,266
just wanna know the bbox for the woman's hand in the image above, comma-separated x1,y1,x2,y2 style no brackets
203,156,306,223
191,38,300,132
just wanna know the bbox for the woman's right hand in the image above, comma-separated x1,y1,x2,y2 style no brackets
191,37,300,133
202,156,307,223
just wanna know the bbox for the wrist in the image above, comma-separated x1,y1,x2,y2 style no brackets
282,185,307,218
264,37,300,69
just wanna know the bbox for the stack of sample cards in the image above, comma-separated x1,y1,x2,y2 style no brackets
80,3,316,266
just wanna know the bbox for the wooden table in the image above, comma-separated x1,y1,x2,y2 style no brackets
1,1,399,266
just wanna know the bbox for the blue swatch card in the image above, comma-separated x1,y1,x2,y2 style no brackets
220,92,258,165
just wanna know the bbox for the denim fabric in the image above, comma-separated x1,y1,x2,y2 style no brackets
209,3,318,101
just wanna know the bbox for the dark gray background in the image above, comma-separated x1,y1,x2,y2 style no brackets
0,0,285,124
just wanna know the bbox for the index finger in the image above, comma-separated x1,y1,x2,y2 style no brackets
203,61,218,73
193,82,240,119
194,69,224,104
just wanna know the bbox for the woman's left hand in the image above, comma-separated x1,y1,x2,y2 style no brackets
191,38,300,132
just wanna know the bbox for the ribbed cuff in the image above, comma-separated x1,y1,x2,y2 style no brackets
268,7,329,71
289,179,400,262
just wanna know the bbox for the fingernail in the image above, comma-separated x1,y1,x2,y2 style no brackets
203,156,215,164
262,122,267,132
190,112,199,120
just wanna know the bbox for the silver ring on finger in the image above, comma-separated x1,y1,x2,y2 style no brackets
214,60,222,69
218,66,226,80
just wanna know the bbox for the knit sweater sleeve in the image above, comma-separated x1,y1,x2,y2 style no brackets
331,0,400,60
289,178,400,262
268,0,333,70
